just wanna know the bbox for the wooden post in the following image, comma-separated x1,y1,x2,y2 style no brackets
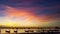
6,29,10,34
0,29,1,34
14,28,18,34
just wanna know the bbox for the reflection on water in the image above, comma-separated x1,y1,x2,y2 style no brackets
0,27,60,34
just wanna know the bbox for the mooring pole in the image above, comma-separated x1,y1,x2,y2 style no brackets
6,29,10,34
0,29,1,34
14,28,18,34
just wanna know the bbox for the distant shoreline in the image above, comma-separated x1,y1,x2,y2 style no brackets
0,27,60,29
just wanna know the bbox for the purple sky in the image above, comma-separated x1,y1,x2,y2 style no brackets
0,0,60,27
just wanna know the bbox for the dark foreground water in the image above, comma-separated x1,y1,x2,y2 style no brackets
0,32,60,34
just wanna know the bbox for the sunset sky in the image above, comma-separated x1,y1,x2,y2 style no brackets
0,0,60,27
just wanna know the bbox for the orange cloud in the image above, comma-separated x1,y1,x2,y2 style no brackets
5,6,56,23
